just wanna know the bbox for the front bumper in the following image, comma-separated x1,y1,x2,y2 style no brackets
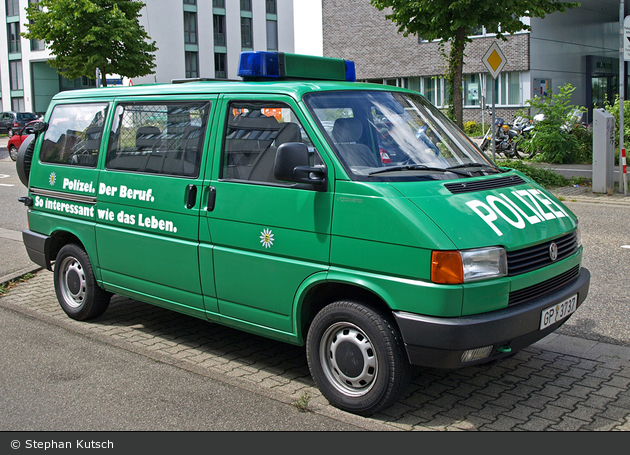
393,267,590,369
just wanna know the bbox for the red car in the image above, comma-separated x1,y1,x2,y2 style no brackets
8,120,41,161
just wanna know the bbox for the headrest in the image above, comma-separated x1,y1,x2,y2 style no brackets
332,118,362,143
136,126,161,148
275,122,301,146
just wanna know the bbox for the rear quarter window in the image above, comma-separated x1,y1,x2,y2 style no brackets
39,103,109,168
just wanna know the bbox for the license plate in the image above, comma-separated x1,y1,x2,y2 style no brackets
540,294,578,330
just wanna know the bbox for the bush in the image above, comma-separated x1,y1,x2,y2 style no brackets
517,83,587,164
603,96,630,166
499,160,567,189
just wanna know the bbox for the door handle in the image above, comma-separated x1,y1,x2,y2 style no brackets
207,186,217,212
186,184,197,209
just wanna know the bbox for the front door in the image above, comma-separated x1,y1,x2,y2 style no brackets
201,96,333,337
95,98,216,318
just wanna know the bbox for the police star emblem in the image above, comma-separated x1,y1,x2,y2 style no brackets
49,172,56,186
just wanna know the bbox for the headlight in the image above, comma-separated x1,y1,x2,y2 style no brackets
432,247,507,284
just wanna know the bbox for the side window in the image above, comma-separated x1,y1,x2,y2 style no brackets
221,101,320,183
39,103,108,167
106,101,211,178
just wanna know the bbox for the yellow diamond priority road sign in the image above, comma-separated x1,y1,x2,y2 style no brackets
482,42,507,80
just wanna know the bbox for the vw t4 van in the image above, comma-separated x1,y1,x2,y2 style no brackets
17,51,590,416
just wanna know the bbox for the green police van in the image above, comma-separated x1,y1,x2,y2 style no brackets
16,52,590,416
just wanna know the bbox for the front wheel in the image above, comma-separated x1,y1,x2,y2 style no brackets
306,301,410,416
8,128,14,137
54,244,111,320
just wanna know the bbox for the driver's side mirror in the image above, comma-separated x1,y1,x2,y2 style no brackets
274,142,327,190
32,121,48,135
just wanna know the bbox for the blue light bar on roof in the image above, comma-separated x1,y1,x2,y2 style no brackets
238,51,356,82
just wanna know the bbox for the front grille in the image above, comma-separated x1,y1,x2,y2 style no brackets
445,175,525,194
507,232,578,276
508,265,580,307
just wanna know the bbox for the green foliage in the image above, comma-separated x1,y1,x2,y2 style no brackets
22,0,157,85
499,160,567,189
603,96,630,165
463,121,485,137
516,83,587,164
370,0,580,128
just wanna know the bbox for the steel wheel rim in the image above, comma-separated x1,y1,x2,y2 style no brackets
319,322,378,397
58,256,86,309
9,146,17,160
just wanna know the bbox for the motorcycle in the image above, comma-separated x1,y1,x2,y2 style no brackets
480,117,521,159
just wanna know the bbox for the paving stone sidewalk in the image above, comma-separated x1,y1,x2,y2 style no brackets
1,271,629,431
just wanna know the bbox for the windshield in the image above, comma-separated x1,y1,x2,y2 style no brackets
304,90,499,182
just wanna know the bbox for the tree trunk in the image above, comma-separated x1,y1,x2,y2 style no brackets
449,27,466,129
100,67,107,87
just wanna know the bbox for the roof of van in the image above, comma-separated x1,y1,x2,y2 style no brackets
50,79,412,102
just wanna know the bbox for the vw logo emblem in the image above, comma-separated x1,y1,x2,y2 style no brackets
549,242,559,261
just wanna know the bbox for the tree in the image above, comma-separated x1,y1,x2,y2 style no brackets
23,0,157,87
370,0,579,128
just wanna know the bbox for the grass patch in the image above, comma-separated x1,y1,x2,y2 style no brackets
292,391,311,412
0,273,35,296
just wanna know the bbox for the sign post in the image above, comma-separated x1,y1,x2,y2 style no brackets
622,11,629,194
482,42,507,161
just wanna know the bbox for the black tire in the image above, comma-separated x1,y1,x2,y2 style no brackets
8,144,18,161
306,301,410,416
16,134,36,187
54,244,111,321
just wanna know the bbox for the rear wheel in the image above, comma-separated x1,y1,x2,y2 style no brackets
54,244,111,321
306,301,410,416
8,145,18,161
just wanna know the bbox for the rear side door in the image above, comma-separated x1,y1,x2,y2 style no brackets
95,97,216,318
200,95,334,336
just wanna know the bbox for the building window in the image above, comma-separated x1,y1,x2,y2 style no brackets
484,72,521,106
240,0,251,11
12,97,25,111
183,0,196,4
266,0,276,15
424,77,441,107
241,17,253,49
184,11,197,44
214,14,226,46
8,22,21,54
28,0,45,50
464,74,482,107
215,53,226,79
266,20,277,50
185,52,199,78
6,0,20,17
213,0,224,7
9,61,23,90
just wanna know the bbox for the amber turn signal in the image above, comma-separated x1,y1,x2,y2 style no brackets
431,251,463,284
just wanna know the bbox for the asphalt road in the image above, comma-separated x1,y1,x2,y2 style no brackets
556,201,630,347
0,304,367,431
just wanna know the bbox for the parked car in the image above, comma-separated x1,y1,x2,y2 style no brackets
0,111,40,137
7,120,41,161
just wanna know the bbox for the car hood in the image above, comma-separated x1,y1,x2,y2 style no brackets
388,175,577,251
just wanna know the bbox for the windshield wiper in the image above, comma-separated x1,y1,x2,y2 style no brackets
447,163,500,173
368,164,470,177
